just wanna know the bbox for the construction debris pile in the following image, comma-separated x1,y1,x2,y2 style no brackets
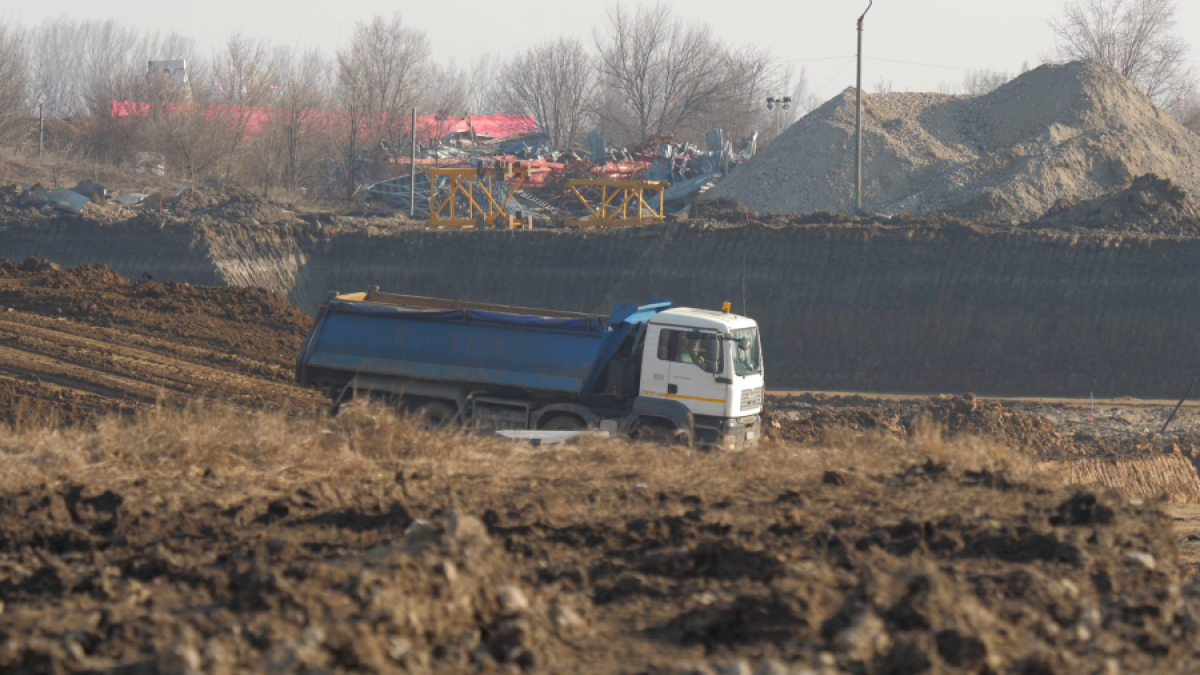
0,181,252,221
709,61,1200,224
360,128,759,225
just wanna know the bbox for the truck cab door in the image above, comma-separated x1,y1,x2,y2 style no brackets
656,328,728,417
639,325,671,397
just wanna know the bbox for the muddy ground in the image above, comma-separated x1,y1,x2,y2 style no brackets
3,262,1200,671
0,258,320,426
766,392,1200,461
3,408,1200,674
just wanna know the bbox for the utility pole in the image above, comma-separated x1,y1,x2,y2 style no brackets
38,100,45,158
410,107,417,218
854,0,873,215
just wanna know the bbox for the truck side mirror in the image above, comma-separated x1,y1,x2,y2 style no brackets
737,337,751,350
702,359,719,374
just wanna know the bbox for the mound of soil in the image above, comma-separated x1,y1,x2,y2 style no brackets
767,394,1077,457
710,61,1200,224
767,407,904,444
1031,174,1200,235
167,184,296,225
915,394,1077,456
0,258,310,369
1,435,1198,672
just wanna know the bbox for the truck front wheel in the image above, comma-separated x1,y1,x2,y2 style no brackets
630,419,690,446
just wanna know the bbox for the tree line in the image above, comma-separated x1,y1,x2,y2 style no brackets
0,5,818,197
0,0,1195,198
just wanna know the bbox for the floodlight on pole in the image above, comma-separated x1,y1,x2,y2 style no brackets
766,96,792,137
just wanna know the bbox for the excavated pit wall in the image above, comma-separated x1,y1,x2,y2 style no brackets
3,219,1198,398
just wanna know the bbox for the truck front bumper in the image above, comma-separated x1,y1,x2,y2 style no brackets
706,414,761,449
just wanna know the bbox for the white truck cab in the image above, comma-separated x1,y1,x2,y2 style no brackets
637,307,764,448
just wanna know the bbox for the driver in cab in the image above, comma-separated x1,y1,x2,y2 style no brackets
675,333,711,369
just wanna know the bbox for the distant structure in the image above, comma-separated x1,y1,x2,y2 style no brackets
147,60,192,102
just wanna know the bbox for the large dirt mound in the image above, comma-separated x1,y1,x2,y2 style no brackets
710,61,1200,223
1031,173,1200,234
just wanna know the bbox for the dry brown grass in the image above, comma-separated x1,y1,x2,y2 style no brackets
0,402,1033,500
1037,455,1200,503
12,400,1200,511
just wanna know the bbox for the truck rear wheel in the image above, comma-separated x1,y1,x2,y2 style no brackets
540,414,587,431
416,401,457,429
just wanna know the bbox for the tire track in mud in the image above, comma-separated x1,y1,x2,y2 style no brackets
0,342,160,402
0,312,321,425
0,316,305,399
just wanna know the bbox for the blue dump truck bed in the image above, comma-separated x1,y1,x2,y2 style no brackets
296,292,669,395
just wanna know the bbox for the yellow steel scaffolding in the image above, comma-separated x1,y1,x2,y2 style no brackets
564,179,666,228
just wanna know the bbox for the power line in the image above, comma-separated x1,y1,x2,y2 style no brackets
781,55,857,63
865,56,975,72
814,57,857,96
790,53,999,75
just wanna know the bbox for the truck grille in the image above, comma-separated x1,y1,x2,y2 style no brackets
740,387,763,410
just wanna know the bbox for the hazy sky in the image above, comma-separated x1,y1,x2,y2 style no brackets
5,0,1200,99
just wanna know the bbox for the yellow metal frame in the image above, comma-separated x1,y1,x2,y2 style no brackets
427,162,529,228
561,177,667,227
565,179,667,228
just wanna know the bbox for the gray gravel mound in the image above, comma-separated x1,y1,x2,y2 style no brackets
709,61,1200,223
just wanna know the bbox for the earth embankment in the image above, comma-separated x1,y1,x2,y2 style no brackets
4,218,1200,397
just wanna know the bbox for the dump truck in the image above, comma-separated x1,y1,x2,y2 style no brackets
296,289,764,448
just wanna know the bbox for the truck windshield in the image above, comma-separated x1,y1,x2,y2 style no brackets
732,328,761,376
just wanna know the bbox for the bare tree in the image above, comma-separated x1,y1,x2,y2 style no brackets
425,60,470,119
27,19,89,118
140,56,226,180
82,21,152,118
464,53,501,115
959,68,1012,95
335,14,431,197
495,38,594,148
211,34,276,180
270,47,330,193
0,22,28,147
594,3,728,143
1049,0,1192,105
244,46,330,194
787,66,822,119
78,22,202,163
702,44,784,143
